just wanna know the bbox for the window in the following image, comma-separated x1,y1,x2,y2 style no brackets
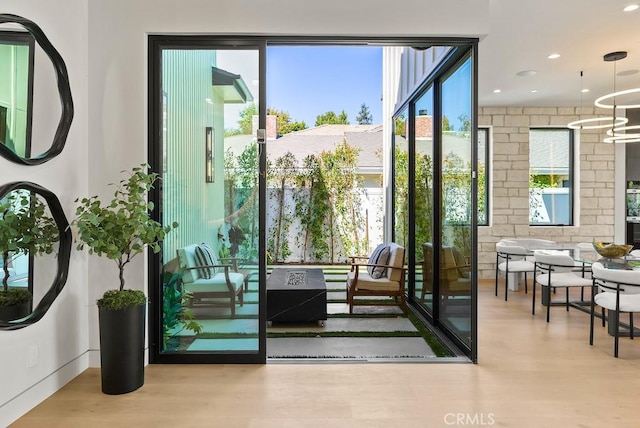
478,128,489,226
529,128,573,226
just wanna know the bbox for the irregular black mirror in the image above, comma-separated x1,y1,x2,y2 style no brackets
0,182,71,329
0,14,73,165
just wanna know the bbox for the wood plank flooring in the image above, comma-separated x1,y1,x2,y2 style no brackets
11,279,640,427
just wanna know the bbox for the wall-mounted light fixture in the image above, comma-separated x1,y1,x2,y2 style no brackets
205,127,214,183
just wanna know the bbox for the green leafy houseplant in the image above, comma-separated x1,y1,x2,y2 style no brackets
0,192,59,308
162,269,202,350
73,164,178,309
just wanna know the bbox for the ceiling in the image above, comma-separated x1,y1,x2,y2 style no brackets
478,0,640,108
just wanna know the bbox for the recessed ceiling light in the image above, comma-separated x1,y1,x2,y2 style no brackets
547,53,560,59
581,88,590,93
624,4,639,12
517,70,537,77
531,89,538,93
493,89,502,93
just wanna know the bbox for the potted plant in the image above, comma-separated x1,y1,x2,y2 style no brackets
0,191,59,321
73,164,177,394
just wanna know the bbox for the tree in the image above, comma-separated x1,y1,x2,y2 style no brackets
315,110,349,126
267,108,306,136
227,103,257,136
355,103,372,124
442,115,452,131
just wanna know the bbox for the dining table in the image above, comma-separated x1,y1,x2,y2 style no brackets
532,247,640,337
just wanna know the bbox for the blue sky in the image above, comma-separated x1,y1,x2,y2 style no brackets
266,46,383,126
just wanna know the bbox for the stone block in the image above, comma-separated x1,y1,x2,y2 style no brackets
505,115,530,127
524,107,557,115
530,115,550,126
481,107,507,115
492,115,504,127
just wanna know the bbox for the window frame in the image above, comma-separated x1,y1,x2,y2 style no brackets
528,127,574,226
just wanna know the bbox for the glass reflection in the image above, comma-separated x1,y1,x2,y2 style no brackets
160,48,259,354
0,189,59,322
439,56,472,346
393,107,409,248
414,88,435,313
0,31,33,158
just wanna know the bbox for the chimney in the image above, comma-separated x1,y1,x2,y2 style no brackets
252,114,278,139
415,114,433,138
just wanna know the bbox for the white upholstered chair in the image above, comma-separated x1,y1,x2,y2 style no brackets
590,262,640,357
176,243,247,318
495,241,536,301
532,250,592,322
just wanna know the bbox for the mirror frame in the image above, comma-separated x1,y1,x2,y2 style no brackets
0,14,73,165
0,181,71,329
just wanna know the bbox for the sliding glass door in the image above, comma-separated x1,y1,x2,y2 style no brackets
149,37,266,363
393,46,477,361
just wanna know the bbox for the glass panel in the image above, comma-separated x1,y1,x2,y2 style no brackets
440,56,472,347
529,128,572,225
160,48,260,354
414,88,434,313
0,33,32,158
393,107,409,247
478,128,488,226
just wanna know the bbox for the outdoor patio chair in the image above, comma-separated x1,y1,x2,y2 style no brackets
421,243,471,304
532,250,593,322
346,243,406,314
176,243,247,318
590,262,640,357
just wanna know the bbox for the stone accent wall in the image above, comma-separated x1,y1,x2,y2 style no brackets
478,106,616,278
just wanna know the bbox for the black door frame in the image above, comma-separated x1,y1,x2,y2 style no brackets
148,35,478,364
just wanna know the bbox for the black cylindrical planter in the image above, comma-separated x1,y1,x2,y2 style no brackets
0,301,30,322
98,303,146,394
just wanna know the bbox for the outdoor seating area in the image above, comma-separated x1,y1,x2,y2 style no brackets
163,262,455,360
176,243,251,318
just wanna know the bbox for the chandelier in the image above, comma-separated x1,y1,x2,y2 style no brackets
567,51,640,143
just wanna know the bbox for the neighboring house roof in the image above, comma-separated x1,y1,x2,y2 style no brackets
224,124,383,172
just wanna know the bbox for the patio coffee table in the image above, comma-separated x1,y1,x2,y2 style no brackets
267,268,327,324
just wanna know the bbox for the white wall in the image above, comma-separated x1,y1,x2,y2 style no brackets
1,0,489,424
0,1,89,426
84,0,489,357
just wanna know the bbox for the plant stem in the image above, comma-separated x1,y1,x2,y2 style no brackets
2,251,9,292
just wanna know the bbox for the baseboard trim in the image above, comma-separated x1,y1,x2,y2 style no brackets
2,352,89,427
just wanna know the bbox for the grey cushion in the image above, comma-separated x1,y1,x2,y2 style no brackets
194,243,218,279
367,244,390,279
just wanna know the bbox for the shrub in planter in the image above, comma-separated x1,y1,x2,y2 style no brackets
73,164,177,394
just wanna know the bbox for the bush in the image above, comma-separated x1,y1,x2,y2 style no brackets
97,289,146,310
0,288,31,306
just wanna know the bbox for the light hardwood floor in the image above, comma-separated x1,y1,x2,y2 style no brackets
11,280,640,427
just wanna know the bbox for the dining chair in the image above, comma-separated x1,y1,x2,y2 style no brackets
590,262,640,357
495,241,536,301
532,250,593,322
